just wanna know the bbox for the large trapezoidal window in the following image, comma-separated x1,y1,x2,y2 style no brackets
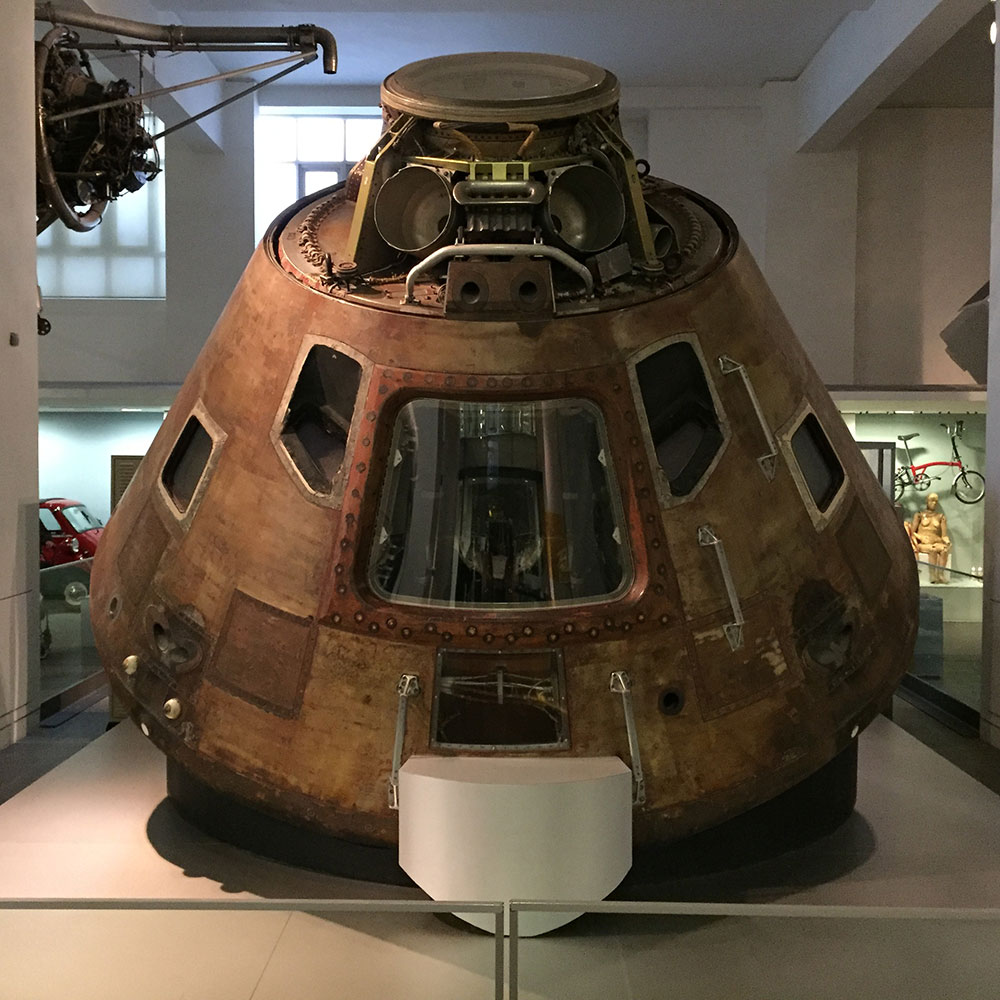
369,398,630,608
280,345,362,494
635,341,724,497
162,415,213,514
791,412,844,513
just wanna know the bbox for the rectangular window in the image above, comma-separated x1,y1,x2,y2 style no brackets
791,413,845,512
254,108,383,243
36,114,166,299
369,398,630,608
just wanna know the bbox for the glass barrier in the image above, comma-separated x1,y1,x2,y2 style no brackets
509,900,1000,1000
0,898,504,1000
38,557,101,708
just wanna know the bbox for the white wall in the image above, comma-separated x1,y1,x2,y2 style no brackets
1,4,40,747
38,412,165,525
854,108,992,387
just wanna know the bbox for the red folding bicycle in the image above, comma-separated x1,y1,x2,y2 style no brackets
893,420,985,504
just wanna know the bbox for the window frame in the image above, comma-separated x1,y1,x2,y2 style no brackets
269,336,371,508
365,393,635,612
627,332,731,508
157,401,227,527
778,402,849,529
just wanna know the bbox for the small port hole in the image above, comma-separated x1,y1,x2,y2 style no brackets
460,281,482,305
518,280,540,303
658,687,684,716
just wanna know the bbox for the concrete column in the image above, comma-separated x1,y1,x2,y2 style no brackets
981,32,1000,748
0,5,41,747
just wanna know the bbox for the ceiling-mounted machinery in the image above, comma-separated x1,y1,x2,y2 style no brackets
34,3,337,234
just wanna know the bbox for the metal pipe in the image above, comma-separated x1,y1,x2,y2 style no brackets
35,4,337,74
404,243,594,303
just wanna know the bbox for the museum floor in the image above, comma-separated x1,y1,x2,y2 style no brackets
0,693,999,999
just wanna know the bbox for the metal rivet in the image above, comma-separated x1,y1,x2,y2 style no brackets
369,623,379,633
547,632,559,643
466,625,478,636
140,721,151,737
354,611,365,622
484,633,495,644
588,627,599,638
163,698,182,721
850,724,860,739
336,583,347,594
622,622,632,632
505,633,516,644
563,623,574,633
386,618,397,629
332,613,342,624
402,627,412,637
651,538,661,548
122,654,139,676
637,613,646,623
660,614,670,625
442,631,453,642
425,622,437,633
522,626,533,636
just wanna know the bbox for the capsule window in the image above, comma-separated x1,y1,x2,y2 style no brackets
162,416,213,514
279,345,362,494
369,398,630,608
635,341,724,496
791,413,844,512
431,649,569,750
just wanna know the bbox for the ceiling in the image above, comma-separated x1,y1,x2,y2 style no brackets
141,0,884,89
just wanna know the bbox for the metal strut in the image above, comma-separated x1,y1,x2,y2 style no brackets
388,673,420,810
610,671,645,805
697,525,745,651
718,355,778,480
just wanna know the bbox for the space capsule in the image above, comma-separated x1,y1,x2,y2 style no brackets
91,52,918,878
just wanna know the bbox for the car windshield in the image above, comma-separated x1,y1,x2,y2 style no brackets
369,397,630,608
62,505,102,532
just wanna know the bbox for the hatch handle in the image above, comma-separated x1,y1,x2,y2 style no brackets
388,673,421,810
697,524,745,651
609,670,646,805
718,355,778,480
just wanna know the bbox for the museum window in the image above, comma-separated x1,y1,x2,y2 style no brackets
790,412,845,513
369,397,630,609
36,114,166,299
634,340,725,497
278,345,363,494
254,108,383,243
431,649,569,750
162,414,214,514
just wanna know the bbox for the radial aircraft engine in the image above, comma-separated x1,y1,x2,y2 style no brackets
91,52,917,876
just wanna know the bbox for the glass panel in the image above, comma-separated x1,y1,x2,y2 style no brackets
36,226,53,248
109,256,156,297
302,170,340,196
36,255,59,294
370,398,629,608
296,116,344,163
112,185,150,246
39,508,61,532
791,413,844,512
65,226,95,248
279,345,362,493
62,506,102,531
254,115,297,160
60,256,107,298
162,416,214,514
432,649,568,749
635,341,723,496
345,117,384,160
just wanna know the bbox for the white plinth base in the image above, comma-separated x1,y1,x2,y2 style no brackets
398,756,633,935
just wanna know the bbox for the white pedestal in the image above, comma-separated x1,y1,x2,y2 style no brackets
398,755,633,935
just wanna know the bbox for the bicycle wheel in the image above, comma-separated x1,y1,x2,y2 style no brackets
914,471,933,492
893,472,906,502
953,469,985,504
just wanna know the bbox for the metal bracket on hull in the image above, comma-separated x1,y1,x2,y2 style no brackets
697,525,745,651
609,671,646,805
388,673,421,810
718,355,778,480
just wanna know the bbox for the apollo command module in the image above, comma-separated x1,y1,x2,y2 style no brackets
90,52,918,880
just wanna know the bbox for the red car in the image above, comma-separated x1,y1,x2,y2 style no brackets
39,498,103,567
